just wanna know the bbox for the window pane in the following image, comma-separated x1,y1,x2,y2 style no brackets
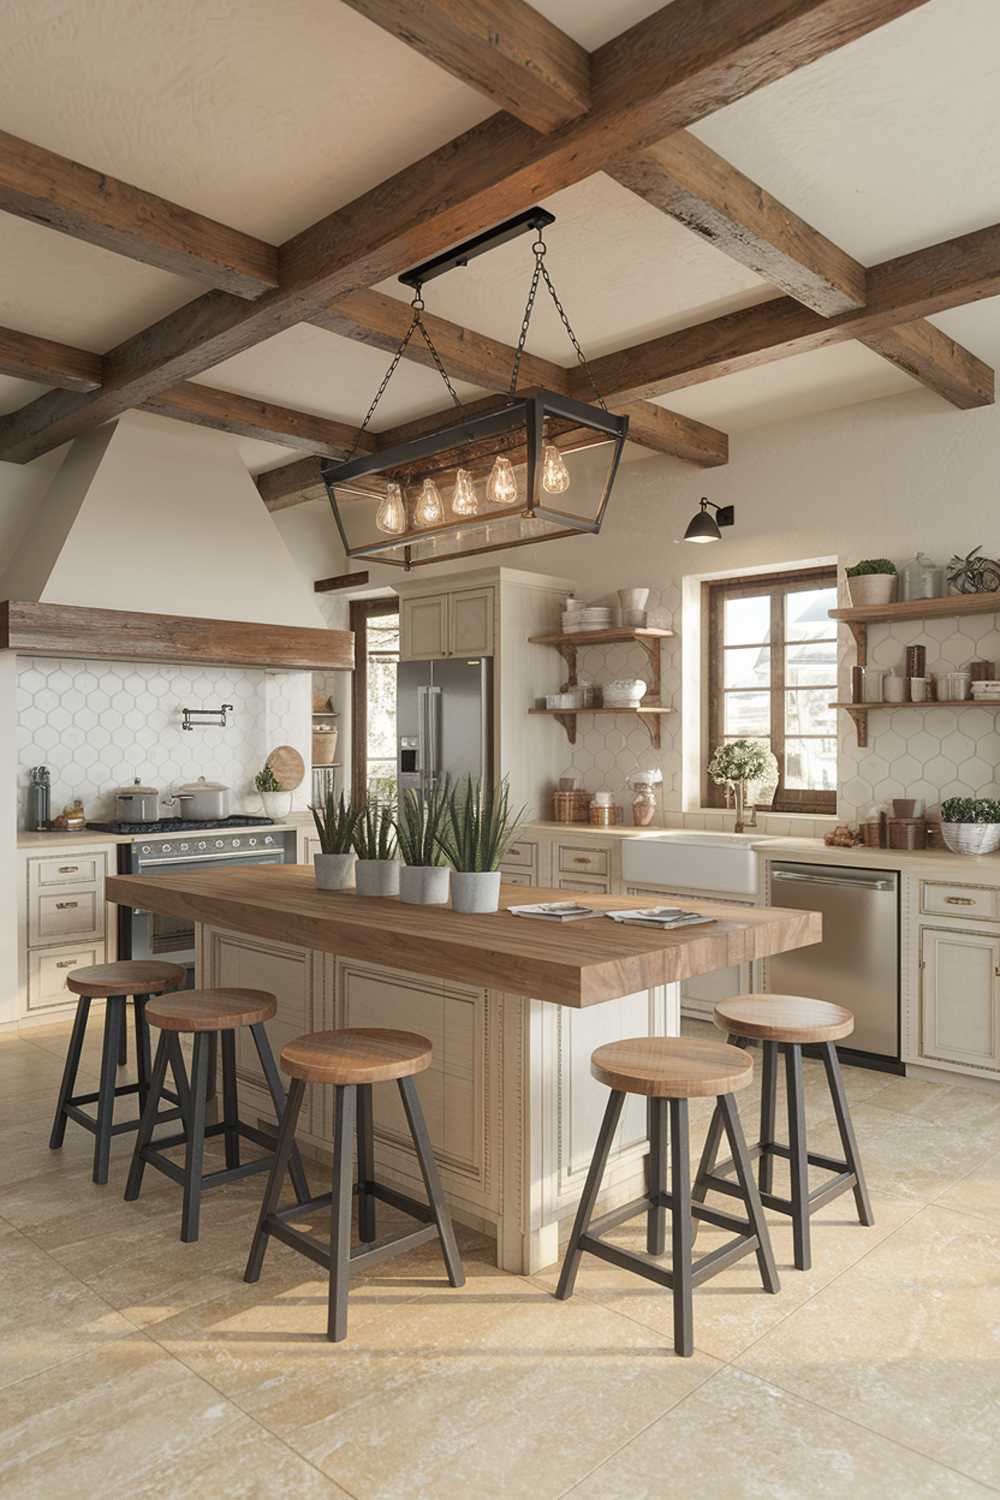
785,688,836,736
785,737,837,790
724,690,770,736
786,587,837,642
724,645,771,690
785,640,837,688
724,595,770,646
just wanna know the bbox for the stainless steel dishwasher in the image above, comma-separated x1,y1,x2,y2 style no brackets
766,861,900,1068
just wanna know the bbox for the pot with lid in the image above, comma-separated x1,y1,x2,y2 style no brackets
114,780,162,823
173,777,231,821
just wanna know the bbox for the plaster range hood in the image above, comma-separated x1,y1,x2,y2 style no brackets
0,410,353,670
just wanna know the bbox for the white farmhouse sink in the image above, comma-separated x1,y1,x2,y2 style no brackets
622,830,778,897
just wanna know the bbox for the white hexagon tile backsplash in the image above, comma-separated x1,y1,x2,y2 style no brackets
17,657,311,827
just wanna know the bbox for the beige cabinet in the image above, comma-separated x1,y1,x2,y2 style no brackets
449,587,494,657
401,594,450,660
400,586,494,661
919,925,1000,1073
19,844,114,1017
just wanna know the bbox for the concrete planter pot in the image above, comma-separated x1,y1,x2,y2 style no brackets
314,852,355,890
399,865,450,905
355,858,400,897
450,869,502,914
847,573,897,608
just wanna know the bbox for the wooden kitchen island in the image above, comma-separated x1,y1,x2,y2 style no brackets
107,865,820,1273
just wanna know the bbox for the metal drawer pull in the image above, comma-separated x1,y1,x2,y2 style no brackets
573,856,592,865
508,846,522,856
944,896,975,906
56,959,76,968
58,865,79,874
55,901,78,910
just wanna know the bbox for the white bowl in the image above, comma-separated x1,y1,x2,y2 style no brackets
605,678,647,700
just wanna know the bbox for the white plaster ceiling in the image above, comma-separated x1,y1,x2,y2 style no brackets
0,0,998,474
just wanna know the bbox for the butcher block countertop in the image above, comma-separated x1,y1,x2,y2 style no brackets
106,865,821,1009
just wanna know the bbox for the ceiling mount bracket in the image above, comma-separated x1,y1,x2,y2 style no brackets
399,208,556,289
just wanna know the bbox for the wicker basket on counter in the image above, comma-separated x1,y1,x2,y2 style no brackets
553,790,592,824
887,817,927,851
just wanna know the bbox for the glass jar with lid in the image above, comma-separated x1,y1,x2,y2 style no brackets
900,552,943,601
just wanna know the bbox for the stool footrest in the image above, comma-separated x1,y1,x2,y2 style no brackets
68,1082,141,1107
263,1197,440,1277
63,1102,182,1137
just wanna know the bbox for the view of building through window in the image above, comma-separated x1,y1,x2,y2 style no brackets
365,614,399,800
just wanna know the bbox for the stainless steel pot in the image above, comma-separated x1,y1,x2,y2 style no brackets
173,777,231,821
114,780,161,822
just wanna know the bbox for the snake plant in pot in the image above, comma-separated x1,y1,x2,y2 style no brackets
394,778,451,905
437,777,525,913
310,791,361,890
353,796,400,896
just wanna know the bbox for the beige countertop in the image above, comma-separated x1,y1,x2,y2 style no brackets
17,812,313,850
521,821,667,840
754,835,1000,879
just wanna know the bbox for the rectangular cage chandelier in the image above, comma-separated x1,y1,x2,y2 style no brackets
321,211,629,570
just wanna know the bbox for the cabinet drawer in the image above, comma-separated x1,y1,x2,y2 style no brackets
503,840,537,871
30,854,101,888
28,941,105,1011
557,844,609,878
30,887,103,945
921,881,1000,923
501,871,534,886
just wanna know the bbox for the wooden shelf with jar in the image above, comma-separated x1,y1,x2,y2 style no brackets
528,625,674,747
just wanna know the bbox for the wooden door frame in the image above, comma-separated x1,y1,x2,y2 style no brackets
349,596,400,805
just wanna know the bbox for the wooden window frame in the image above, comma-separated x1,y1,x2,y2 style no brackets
704,566,837,815
349,596,400,806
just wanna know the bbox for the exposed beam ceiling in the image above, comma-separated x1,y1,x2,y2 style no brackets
140,383,376,458
0,0,927,465
0,128,278,299
858,320,995,410
340,0,591,134
0,324,102,393
256,458,328,511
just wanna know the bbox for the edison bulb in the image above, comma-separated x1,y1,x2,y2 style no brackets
541,444,571,495
451,468,478,516
415,478,444,528
375,482,406,535
486,454,518,506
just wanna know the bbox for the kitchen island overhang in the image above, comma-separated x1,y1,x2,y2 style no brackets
106,865,821,1272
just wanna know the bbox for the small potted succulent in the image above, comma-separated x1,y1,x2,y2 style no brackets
309,790,361,889
353,796,400,896
708,739,771,833
255,763,292,819
845,558,898,608
940,797,1000,856
437,776,524,914
395,779,452,905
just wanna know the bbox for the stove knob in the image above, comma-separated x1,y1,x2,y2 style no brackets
264,835,274,845
215,840,224,848
162,844,172,853
141,845,152,854
231,838,241,848
180,843,189,852
197,841,206,850
248,837,257,847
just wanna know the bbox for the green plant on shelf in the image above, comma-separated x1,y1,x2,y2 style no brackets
845,558,897,577
940,797,1000,825
309,790,362,854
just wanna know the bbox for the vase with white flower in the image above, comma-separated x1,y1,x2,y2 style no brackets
707,739,772,833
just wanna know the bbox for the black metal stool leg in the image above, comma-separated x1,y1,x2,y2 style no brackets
244,1077,306,1283
399,1075,464,1288
93,996,125,1185
759,1040,778,1194
124,1033,171,1201
669,1098,693,1357
690,1098,725,1241
167,1033,192,1125
205,1031,218,1104
181,1033,210,1243
356,1083,376,1244
250,1022,310,1204
118,1013,128,1068
719,1092,779,1293
221,1029,241,1170
556,1089,625,1300
785,1043,811,1270
646,1096,667,1254
328,1084,357,1342
133,995,152,1112
49,995,91,1150
821,1042,874,1227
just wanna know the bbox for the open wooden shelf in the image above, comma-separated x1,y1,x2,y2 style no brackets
529,704,673,748
830,698,1000,748
529,626,674,647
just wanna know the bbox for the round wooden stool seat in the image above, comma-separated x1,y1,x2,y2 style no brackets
714,994,854,1045
590,1036,753,1099
281,1028,433,1086
145,988,277,1033
66,960,186,998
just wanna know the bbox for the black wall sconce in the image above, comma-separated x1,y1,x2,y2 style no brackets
681,497,735,544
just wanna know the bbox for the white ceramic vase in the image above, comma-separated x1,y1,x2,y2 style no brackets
262,790,293,819
450,870,502,913
355,858,400,897
847,573,897,607
399,865,451,905
314,852,355,890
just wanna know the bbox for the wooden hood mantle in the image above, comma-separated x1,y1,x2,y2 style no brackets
0,600,353,671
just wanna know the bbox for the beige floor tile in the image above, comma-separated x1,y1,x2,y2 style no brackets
130,1413,350,1498
807,1101,993,1205
864,1074,1000,1134
571,1364,993,1498
736,1203,1000,1489
937,1152,1000,1229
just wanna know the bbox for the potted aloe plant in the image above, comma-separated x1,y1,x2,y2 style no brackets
845,558,897,608
309,790,361,890
353,796,400,897
940,797,1000,857
394,779,451,905
437,776,525,914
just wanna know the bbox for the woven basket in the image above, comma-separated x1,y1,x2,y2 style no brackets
941,821,1000,856
553,790,592,824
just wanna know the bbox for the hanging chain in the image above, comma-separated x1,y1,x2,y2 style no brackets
508,240,544,399
344,287,462,462
509,233,607,411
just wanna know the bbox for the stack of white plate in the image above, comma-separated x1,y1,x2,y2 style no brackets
971,680,1000,700
562,606,613,634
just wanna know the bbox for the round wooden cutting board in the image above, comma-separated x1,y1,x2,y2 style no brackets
266,745,305,790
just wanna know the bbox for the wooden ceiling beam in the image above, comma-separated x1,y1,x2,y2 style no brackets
256,457,327,511
0,324,102,393
140,383,375,458
0,0,924,465
340,0,591,134
858,319,995,409
0,129,278,299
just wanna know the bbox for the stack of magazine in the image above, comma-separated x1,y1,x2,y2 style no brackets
508,901,597,922
606,907,716,930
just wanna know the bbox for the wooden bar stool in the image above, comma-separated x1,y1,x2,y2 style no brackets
245,1028,465,1343
49,960,187,1185
555,1037,778,1358
693,995,874,1271
125,988,311,1242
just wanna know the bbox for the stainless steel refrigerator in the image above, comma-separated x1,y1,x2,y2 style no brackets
396,657,493,793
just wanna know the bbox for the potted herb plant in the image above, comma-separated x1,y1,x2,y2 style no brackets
845,558,898,608
708,739,771,833
353,796,400,896
394,779,451,905
309,790,361,889
940,797,1000,856
255,763,292,819
437,777,524,914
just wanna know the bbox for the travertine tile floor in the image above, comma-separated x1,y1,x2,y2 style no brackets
2,1015,1000,1498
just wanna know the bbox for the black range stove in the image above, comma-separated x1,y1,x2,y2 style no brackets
87,815,276,835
